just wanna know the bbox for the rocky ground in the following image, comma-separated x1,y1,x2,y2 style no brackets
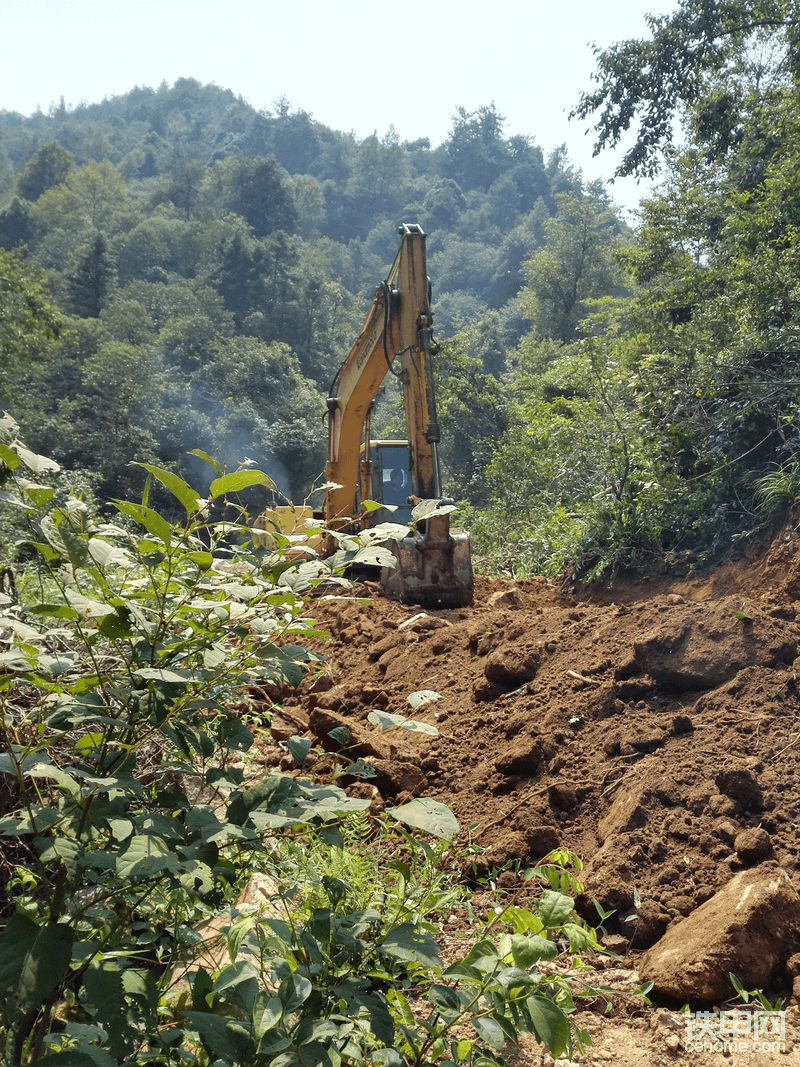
250,509,800,1064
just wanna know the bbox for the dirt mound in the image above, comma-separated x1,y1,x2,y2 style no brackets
255,508,800,1058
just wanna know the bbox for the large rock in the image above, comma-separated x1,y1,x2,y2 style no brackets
633,596,798,692
641,865,800,1001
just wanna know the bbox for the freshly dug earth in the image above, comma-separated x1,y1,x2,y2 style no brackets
253,511,800,1064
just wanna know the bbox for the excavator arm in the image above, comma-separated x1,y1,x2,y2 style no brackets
324,224,473,607
325,223,439,523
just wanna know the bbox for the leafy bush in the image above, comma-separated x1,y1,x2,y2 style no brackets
0,423,594,1065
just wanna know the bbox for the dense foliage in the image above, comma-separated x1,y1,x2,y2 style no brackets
0,421,601,1065
5,17,800,583
0,82,619,521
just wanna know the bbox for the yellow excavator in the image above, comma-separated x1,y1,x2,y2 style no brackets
324,223,473,607
257,224,473,607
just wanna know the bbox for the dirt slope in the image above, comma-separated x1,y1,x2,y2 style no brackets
256,510,800,1064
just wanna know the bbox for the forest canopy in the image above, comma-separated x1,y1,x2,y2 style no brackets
4,25,800,580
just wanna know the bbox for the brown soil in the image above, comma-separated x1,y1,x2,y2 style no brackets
254,509,800,1064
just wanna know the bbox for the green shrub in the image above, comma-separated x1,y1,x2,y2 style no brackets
0,422,594,1065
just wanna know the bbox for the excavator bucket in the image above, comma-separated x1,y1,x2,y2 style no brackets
380,499,473,608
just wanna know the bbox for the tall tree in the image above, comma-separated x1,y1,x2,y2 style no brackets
521,192,625,343
68,234,114,318
0,197,34,250
210,233,268,327
16,141,73,201
444,103,510,192
205,155,297,237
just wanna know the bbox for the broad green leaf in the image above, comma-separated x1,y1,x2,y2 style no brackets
280,972,312,1014
344,759,377,778
33,837,83,881
215,960,260,1003
188,448,223,475
65,589,115,619
386,798,460,841
562,922,600,953
471,1014,506,1050
510,933,558,968
287,735,312,767
16,445,60,474
0,442,20,469
97,607,135,640
136,463,202,516
17,922,73,1013
367,710,406,731
28,601,80,620
209,470,275,497
362,498,389,513
80,960,130,1059
113,500,172,546
22,482,55,507
351,545,399,568
0,910,38,993
537,890,575,929
428,983,462,1013
367,708,438,734
379,922,441,967
87,538,131,568
525,993,571,1057
203,643,226,669
371,1053,404,1067
188,550,214,570
134,667,194,683
115,835,178,880
254,992,283,1041
183,1013,253,1063
28,763,82,798
401,718,438,734
37,651,80,677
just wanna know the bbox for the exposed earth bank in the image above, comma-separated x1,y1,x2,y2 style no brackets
256,510,800,1065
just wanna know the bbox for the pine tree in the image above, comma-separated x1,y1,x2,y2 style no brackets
68,234,113,318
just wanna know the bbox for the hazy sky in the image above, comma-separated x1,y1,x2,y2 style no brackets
3,0,674,212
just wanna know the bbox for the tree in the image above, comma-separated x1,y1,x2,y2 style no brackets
205,155,297,237
521,192,625,343
161,159,205,220
16,141,73,201
33,159,134,236
444,103,511,192
436,330,509,505
0,249,62,402
346,126,410,200
0,197,34,250
572,0,800,176
271,101,321,174
68,234,114,318
210,233,267,326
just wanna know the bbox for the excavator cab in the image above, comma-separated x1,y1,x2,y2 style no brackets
357,440,414,524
